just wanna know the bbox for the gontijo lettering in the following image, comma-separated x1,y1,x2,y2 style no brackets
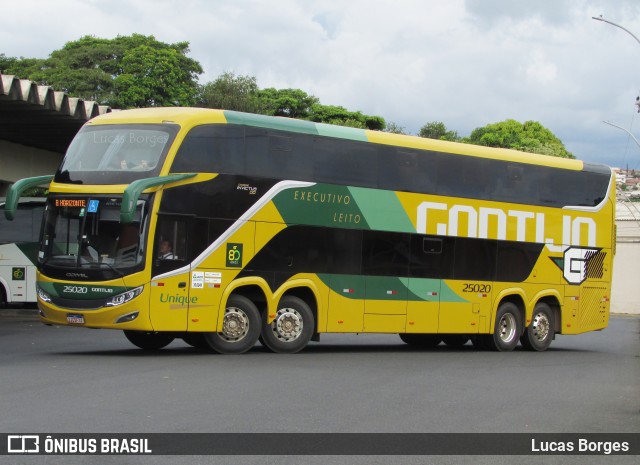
416,201,596,250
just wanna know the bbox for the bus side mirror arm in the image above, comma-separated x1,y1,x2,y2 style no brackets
4,175,54,220
120,173,197,223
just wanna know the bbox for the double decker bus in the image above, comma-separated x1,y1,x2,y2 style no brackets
0,198,46,307
5,108,615,353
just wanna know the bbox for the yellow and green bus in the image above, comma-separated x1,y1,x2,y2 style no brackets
6,108,615,353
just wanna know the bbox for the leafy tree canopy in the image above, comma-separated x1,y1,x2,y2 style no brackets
418,121,460,142
465,119,574,159
384,122,407,134
198,72,260,113
308,104,385,130
197,73,385,130
1,34,203,108
256,88,319,119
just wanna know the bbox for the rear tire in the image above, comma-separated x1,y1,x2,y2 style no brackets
520,302,554,352
204,295,261,354
485,302,522,352
123,330,174,350
261,296,314,353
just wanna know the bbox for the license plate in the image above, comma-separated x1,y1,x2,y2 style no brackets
66,314,85,324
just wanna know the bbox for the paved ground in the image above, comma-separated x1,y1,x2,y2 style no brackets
0,315,638,465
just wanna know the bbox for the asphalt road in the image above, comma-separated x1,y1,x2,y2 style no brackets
1,313,638,465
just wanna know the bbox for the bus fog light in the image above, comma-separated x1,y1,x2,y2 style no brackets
105,286,143,307
115,311,139,324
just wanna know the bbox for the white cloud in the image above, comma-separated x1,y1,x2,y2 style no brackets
3,0,640,167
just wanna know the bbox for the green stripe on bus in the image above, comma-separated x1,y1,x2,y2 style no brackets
224,110,369,142
224,111,320,135
272,184,371,229
317,274,469,303
37,282,127,300
315,123,368,142
347,187,415,232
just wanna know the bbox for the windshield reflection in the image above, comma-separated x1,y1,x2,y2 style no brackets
40,197,149,279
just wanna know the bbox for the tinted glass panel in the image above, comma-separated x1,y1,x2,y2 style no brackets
171,124,611,208
55,124,178,185
244,128,314,181
314,139,378,187
172,125,245,173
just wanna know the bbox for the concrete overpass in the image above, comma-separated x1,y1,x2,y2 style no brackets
0,73,112,195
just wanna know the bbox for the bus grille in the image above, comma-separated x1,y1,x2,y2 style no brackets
579,286,608,332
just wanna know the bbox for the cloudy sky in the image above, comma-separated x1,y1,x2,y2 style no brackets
3,0,640,168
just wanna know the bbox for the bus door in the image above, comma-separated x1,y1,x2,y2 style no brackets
149,215,191,331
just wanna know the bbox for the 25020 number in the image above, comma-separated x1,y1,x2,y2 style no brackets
462,283,492,293
63,285,88,294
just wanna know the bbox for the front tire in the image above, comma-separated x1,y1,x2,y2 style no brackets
204,295,261,354
485,302,522,352
261,296,314,354
520,302,554,351
123,330,174,350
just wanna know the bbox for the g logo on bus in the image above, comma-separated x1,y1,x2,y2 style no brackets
552,247,604,285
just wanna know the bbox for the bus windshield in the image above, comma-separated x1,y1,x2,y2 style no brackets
55,124,179,185
39,196,150,280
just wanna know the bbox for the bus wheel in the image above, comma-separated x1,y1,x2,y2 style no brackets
261,296,314,353
204,295,260,354
442,335,470,347
486,302,522,352
399,334,441,348
123,330,174,350
520,302,554,352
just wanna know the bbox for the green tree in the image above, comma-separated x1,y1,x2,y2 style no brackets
198,72,260,112
1,34,203,108
308,104,385,130
256,88,319,118
418,121,460,141
384,122,407,134
465,119,574,158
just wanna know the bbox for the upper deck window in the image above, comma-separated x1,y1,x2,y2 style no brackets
55,124,179,185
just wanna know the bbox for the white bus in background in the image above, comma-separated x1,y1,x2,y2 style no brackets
0,198,45,307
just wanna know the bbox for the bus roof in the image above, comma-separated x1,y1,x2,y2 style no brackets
88,107,605,172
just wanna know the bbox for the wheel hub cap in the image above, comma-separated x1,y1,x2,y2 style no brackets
221,308,249,341
499,313,517,343
273,308,303,341
532,312,550,342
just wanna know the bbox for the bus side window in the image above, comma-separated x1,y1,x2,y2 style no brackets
409,236,453,279
153,216,188,275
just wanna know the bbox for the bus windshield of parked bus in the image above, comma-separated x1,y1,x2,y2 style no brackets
39,196,150,280
55,124,178,185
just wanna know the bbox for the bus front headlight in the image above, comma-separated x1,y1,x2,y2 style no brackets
105,286,143,307
37,286,52,303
